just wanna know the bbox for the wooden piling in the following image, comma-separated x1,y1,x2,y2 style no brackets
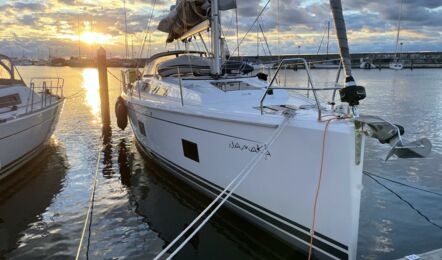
97,47,110,128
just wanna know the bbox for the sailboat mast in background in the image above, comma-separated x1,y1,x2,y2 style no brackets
77,16,81,58
326,20,330,59
124,0,128,59
389,0,405,70
394,0,404,60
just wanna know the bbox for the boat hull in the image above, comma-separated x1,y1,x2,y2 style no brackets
389,62,404,70
125,97,365,260
359,62,376,69
0,100,64,180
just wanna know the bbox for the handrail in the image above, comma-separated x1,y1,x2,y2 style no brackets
269,87,341,91
330,60,343,109
25,77,64,113
260,58,323,120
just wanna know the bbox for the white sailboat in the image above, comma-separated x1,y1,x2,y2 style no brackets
359,57,376,69
0,54,64,180
117,1,430,259
389,0,405,70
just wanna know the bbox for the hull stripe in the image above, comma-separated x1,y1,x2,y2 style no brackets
134,136,349,259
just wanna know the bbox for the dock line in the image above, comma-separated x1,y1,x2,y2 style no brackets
154,112,293,260
363,170,442,197
365,172,442,230
75,145,103,260
65,89,85,100
107,69,123,83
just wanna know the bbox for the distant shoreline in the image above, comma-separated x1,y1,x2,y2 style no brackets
13,51,442,69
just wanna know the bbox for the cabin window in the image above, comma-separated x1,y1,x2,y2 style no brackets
182,139,199,162
138,120,146,136
211,81,260,92
149,85,168,97
0,93,21,108
142,82,151,91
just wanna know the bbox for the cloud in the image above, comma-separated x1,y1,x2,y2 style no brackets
13,2,47,11
0,0,441,58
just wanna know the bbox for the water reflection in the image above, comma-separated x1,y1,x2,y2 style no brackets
2,67,441,259
127,144,306,259
0,139,68,255
82,68,100,122
118,138,132,187
102,126,113,178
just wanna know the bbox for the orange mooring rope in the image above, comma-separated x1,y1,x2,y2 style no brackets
307,116,339,260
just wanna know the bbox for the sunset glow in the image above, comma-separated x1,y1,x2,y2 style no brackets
82,68,100,121
80,32,112,45
0,0,441,58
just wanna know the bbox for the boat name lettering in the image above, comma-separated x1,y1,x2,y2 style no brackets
228,141,271,159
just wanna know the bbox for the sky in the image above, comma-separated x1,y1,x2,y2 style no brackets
0,0,441,59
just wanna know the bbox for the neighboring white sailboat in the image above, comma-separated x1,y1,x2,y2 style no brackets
389,0,405,70
359,57,376,69
0,54,64,180
117,1,430,259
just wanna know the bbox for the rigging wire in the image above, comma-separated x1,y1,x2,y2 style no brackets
258,18,273,57
277,0,280,61
227,0,271,60
235,0,240,57
316,22,328,55
137,0,158,68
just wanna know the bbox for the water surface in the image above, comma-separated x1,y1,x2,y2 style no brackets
1,67,441,259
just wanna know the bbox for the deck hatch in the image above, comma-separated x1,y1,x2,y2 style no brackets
182,139,199,162
211,81,259,92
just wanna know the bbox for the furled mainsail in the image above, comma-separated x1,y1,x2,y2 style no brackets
329,0,352,78
158,0,236,43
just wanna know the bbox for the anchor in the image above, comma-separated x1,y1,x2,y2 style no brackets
356,115,432,161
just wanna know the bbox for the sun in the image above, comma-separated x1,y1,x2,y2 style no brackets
80,32,111,45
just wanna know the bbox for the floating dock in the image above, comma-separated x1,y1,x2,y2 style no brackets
396,248,442,260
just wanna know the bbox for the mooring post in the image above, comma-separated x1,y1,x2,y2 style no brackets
97,47,111,128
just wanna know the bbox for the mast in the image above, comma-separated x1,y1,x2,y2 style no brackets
257,23,259,57
394,0,404,60
330,0,366,113
211,0,221,75
124,0,128,59
326,20,330,59
131,36,134,58
77,16,81,58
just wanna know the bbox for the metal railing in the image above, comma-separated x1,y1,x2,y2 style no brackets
26,77,64,113
259,58,343,120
